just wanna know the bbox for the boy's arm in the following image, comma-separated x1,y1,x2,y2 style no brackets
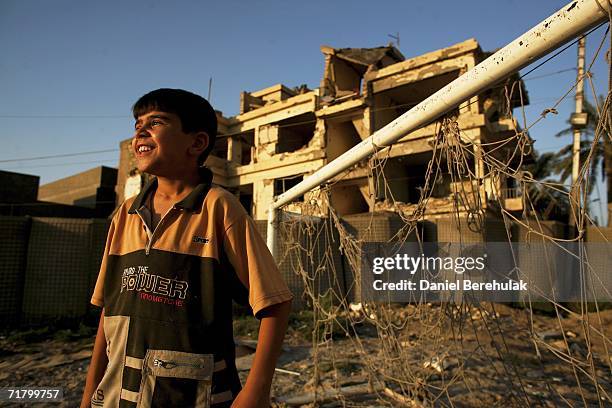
80,309,108,408
232,300,291,408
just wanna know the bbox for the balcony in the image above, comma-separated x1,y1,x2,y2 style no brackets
502,187,523,211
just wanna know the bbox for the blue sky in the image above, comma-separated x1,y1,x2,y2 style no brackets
0,0,609,222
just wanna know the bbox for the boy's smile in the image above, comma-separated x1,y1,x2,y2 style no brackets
132,111,197,176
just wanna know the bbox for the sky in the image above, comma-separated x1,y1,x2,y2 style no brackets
0,0,610,222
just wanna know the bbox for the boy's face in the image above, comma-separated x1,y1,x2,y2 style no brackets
132,111,207,176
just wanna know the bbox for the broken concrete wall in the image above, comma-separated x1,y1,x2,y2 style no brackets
330,183,369,216
325,121,361,161
320,45,404,101
256,124,279,160
111,39,532,224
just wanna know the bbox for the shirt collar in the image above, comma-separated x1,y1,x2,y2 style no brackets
128,167,213,214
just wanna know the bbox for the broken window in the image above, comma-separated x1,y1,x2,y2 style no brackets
239,130,255,165
276,113,316,154
274,174,304,201
379,154,453,204
210,135,228,160
238,183,253,215
223,130,255,165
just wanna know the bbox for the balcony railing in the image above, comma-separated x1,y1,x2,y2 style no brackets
501,187,522,199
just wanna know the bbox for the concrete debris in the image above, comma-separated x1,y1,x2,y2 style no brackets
423,356,458,373
276,382,383,406
569,342,586,357
274,367,301,376
537,330,564,341
3,304,608,406
383,386,425,407
565,330,578,338
349,302,363,312
550,340,567,349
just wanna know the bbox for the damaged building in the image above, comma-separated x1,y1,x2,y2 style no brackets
117,38,528,221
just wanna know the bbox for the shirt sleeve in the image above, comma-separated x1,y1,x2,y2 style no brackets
90,217,116,307
223,214,293,317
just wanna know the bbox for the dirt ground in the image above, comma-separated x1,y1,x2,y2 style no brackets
1,304,611,407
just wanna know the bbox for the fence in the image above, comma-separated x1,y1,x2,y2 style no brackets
0,216,110,327
2,214,610,326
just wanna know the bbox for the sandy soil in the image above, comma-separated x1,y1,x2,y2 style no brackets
0,304,610,407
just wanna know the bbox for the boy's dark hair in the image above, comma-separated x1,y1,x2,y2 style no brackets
132,88,217,166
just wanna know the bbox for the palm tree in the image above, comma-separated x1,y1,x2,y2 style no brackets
553,95,612,226
522,150,570,222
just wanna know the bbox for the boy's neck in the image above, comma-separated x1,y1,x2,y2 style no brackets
154,169,202,201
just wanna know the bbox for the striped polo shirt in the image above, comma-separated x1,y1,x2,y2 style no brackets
90,168,293,407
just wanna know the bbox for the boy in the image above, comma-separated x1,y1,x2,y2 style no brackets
81,89,293,408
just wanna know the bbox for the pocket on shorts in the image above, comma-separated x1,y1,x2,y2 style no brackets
137,349,213,408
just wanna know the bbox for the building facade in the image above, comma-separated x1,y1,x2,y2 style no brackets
117,39,529,221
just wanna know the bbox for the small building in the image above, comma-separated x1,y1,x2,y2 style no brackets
37,166,117,217
0,170,40,204
0,169,100,217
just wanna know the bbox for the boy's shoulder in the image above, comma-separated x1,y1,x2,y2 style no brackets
205,185,238,203
204,185,248,225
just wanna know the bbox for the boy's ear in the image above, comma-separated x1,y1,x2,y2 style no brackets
189,131,209,157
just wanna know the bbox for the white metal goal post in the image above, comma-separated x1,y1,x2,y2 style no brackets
266,0,612,256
